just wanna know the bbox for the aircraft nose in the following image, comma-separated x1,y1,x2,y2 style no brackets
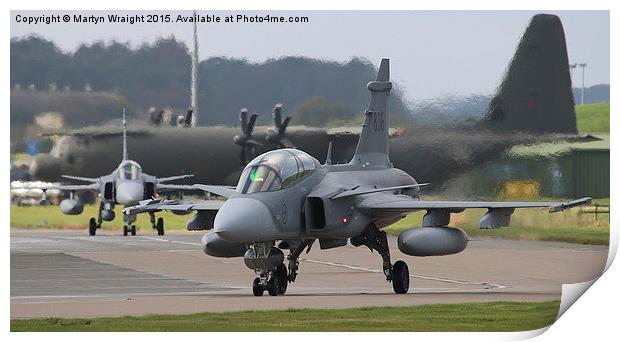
214,198,278,243
116,182,144,205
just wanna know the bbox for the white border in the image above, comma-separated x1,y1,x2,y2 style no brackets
4,0,616,340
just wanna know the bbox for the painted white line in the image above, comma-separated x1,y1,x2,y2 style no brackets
301,258,509,290
139,236,201,247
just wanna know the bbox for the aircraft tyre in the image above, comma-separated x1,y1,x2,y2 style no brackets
252,277,264,296
267,277,279,296
131,225,137,236
392,260,410,294
89,218,97,236
275,264,288,294
157,218,164,236
123,225,128,236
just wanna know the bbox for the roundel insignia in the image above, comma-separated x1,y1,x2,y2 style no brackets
282,204,288,224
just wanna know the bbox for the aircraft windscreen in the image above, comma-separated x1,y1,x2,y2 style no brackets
118,161,142,180
237,149,316,194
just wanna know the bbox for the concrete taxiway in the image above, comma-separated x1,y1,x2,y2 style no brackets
11,229,608,318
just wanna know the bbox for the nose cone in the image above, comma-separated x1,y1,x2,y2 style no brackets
214,198,278,242
116,182,144,205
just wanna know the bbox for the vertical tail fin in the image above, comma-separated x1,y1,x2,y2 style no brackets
350,58,392,168
484,14,576,133
122,108,128,161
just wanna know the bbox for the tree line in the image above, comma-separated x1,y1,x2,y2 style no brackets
11,35,412,127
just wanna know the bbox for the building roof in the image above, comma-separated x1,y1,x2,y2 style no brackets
506,134,609,159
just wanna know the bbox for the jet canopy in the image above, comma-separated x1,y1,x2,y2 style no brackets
236,149,318,194
118,160,142,180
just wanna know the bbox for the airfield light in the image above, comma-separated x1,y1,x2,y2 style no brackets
578,63,587,105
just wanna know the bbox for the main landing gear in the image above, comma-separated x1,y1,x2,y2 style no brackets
248,240,312,297
89,218,97,236
351,224,411,294
88,202,106,236
150,212,165,236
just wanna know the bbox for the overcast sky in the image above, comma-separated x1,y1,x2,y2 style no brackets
11,10,609,101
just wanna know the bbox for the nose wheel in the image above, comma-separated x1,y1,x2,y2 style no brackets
251,263,288,297
252,277,264,296
123,225,137,236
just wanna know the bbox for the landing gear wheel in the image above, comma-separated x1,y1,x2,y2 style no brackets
123,225,128,236
252,277,264,297
267,277,279,296
392,260,410,294
89,218,97,236
156,218,164,236
131,225,137,236
275,264,288,294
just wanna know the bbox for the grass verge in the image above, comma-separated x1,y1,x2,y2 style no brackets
10,204,190,231
575,102,610,133
11,301,560,332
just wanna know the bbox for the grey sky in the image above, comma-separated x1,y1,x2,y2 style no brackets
11,10,609,101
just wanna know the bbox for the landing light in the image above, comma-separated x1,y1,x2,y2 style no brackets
341,217,349,224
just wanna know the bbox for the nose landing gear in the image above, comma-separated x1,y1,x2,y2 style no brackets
247,240,313,297
122,210,137,236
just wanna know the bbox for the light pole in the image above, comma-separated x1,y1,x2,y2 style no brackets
578,63,587,105
569,63,577,81
191,10,199,127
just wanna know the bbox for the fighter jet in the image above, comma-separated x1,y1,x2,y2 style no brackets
20,110,194,236
126,59,590,296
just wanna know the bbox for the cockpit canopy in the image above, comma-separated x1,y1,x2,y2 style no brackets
236,149,318,194
117,160,142,180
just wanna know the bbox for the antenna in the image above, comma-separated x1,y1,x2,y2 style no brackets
122,107,128,161
191,10,199,127
325,141,333,165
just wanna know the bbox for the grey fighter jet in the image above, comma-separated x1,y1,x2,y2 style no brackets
126,59,591,296
23,110,194,236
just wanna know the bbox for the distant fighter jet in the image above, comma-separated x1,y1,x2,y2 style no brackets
18,110,194,236
126,59,590,296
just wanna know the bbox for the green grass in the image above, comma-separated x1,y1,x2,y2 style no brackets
576,102,610,133
10,204,191,231
11,301,560,332
385,198,609,245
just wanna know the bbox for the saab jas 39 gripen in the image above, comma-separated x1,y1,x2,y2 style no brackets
18,110,194,236
126,59,591,296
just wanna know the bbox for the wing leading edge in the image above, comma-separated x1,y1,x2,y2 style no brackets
356,194,591,228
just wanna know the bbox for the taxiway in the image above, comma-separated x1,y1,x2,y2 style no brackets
11,229,608,318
